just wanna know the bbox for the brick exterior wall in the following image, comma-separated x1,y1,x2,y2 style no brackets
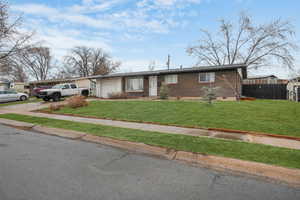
121,69,241,98
157,69,241,98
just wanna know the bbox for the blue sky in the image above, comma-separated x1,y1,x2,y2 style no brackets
10,0,300,78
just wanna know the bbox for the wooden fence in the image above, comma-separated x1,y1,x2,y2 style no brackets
242,84,287,100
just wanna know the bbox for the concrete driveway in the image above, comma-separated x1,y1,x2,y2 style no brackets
0,124,299,200
0,98,98,114
0,102,49,114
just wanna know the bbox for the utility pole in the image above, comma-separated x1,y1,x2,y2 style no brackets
166,54,170,70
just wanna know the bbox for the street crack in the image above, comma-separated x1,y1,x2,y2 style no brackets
102,152,130,167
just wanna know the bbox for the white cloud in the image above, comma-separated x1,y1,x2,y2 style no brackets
12,0,203,34
137,0,202,8
69,0,124,14
120,59,165,72
155,0,177,6
12,4,59,16
12,3,113,29
22,18,112,60
39,30,111,56
10,0,205,73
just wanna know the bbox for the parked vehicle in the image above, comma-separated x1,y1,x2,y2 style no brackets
38,83,89,102
32,86,52,98
0,90,29,103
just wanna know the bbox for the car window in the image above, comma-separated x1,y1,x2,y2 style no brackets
63,84,70,89
52,84,64,89
70,84,77,89
0,91,3,94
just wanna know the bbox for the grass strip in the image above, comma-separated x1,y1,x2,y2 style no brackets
46,100,300,137
1,113,300,169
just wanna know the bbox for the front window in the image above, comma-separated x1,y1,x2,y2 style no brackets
126,77,144,92
199,72,215,83
165,74,178,84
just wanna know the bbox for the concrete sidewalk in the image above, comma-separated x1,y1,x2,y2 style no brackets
12,110,300,150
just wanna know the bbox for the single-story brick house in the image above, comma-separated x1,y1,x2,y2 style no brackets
91,64,247,100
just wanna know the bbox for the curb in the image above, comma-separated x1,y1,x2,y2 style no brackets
174,151,300,187
32,126,87,139
1,119,300,187
81,134,175,158
0,118,35,129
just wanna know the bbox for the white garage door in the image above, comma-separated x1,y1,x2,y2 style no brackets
100,78,122,98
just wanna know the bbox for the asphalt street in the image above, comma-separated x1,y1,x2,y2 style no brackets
0,124,299,200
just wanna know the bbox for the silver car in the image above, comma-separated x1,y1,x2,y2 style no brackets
0,90,29,103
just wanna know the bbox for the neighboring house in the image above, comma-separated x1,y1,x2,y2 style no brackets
243,75,288,85
29,77,96,96
0,78,10,91
287,77,300,102
242,75,289,100
91,64,247,100
10,82,30,94
75,77,97,96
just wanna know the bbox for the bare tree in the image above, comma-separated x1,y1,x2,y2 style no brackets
0,56,28,81
64,46,120,77
17,46,53,81
0,1,32,63
218,75,241,100
187,13,298,69
91,48,120,75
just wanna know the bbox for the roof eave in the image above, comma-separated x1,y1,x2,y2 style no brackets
91,64,248,79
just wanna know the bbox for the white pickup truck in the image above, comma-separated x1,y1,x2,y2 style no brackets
38,83,89,102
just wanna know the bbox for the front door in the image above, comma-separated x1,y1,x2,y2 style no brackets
149,76,157,96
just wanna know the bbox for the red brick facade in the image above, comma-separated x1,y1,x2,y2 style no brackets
123,69,242,98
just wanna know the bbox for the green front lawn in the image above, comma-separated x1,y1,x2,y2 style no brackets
1,113,300,169
45,100,300,137
0,98,41,107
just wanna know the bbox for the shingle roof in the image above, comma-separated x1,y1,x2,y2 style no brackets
90,64,247,79
28,64,247,84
